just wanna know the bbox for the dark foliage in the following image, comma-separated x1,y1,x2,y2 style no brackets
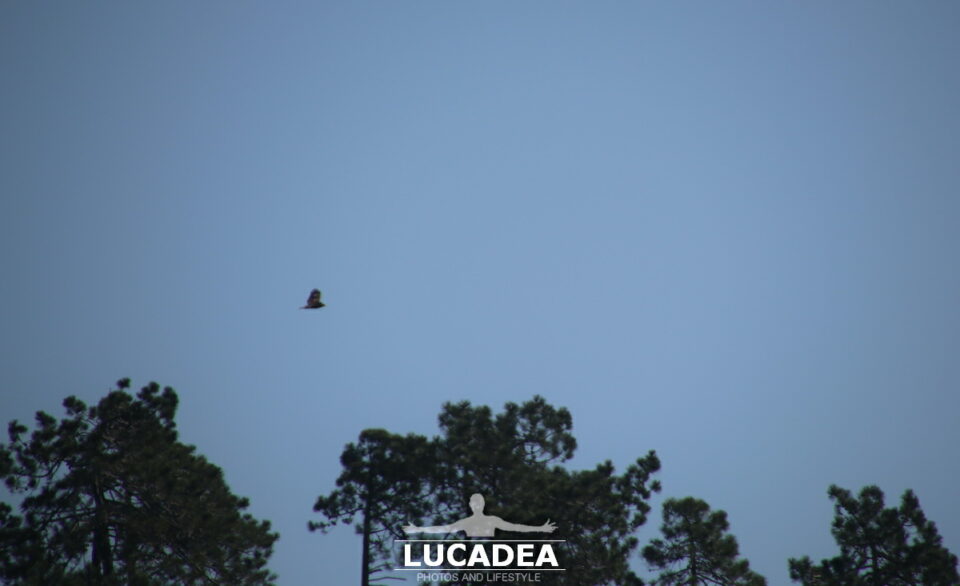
0,379,278,585
788,484,959,585
312,395,661,586
643,497,766,585
310,428,434,586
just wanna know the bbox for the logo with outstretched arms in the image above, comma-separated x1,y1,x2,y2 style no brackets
403,493,556,538
396,493,564,583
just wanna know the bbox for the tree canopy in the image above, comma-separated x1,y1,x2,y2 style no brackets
788,484,959,585
311,395,661,586
310,428,434,586
643,496,766,586
0,379,277,585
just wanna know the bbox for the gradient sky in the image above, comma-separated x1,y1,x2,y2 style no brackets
2,2,959,584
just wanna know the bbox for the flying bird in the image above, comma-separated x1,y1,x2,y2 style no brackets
301,289,325,309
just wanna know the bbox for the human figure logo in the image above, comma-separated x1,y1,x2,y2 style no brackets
396,493,564,583
403,493,556,538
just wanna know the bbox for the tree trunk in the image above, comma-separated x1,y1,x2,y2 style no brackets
91,475,114,579
361,495,372,586
688,540,698,586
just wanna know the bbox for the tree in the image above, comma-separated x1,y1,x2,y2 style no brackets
788,484,959,585
642,497,766,586
310,428,433,586
0,379,278,585
311,395,662,586
430,396,661,586
525,457,662,586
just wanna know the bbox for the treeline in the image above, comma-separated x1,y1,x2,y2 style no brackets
1,381,957,585
311,396,959,586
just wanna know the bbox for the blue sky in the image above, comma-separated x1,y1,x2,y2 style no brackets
2,2,959,584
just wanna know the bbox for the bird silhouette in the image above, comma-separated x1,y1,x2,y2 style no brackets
301,289,325,309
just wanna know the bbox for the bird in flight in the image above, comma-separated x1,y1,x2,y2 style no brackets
301,289,325,309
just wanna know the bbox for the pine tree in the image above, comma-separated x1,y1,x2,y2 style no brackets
0,379,278,585
788,484,959,585
309,428,433,586
643,497,766,586
430,396,661,586
311,395,662,586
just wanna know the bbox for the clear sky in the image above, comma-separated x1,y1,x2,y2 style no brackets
2,2,959,584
